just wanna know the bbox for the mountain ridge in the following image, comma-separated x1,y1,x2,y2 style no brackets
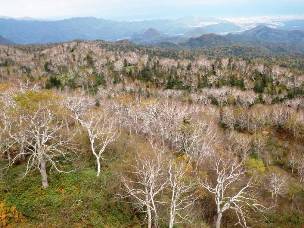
181,26,304,54
0,35,13,45
1,17,304,44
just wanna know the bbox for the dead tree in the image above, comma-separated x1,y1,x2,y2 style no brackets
174,121,218,163
167,159,196,228
267,173,287,205
80,110,118,176
121,150,167,228
10,107,74,188
200,157,265,228
66,96,117,176
298,160,304,183
65,96,94,121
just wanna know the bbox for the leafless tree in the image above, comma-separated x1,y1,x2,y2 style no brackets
0,92,17,161
271,106,292,128
252,133,267,161
80,110,118,176
288,152,297,174
228,132,252,160
297,160,304,183
167,159,197,228
65,96,95,121
5,113,29,163
121,149,167,228
66,96,118,176
9,107,74,188
220,107,235,130
200,156,265,228
266,173,287,205
0,112,11,158
174,121,218,165
131,101,193,146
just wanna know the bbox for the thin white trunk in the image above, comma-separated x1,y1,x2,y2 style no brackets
169,189,176,228
147,205,152,228
215,212,222,228
39,158,49,189
96,156,101,177
169,211,175,228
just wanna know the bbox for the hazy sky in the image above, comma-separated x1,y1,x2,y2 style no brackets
0,0,303,20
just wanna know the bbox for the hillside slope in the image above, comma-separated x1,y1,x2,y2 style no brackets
0,41,303,227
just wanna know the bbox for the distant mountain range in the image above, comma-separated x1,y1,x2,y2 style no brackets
131,28,187,45
130,25,304,54
0,35,12,45
231,25,304,44
185,22,242,37
0,17,189,44
0,17,303,55
1,17,304,45
131,28,164,44
182,26,304,54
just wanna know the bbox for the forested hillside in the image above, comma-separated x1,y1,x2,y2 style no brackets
0,41,303,227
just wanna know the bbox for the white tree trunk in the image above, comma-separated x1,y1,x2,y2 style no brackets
39,158,49,189
169,201,175,228
215,212,222,228
169,212,175,228
147,205,152,228
96,156,101,177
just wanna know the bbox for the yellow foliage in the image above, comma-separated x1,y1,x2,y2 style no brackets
13,90,63,115
115,94,136,106
227,95,236,105
175,154,193,173
0,201,25,227
245,158,266,174
14,90,59,110
176,154,190,163
56,187,65,195
178,119,193,134
139,98,158,107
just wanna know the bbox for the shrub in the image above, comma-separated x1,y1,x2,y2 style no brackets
45,76,62,89
14,90,59,111
0,201,25,226
229,76,245,90
246,158,266,174
166,76,189,90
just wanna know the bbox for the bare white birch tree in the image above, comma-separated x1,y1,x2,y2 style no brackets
0,112,12,160
167,159,197,228
65,96,94,122
80,110,118,176
9,107,74,188
267,173,287,205
0,112,11,182
200,157,265,228
288,152,297,174
174,121,218,162
298,160,304,183
121,150,167,228
5,113,29,163
66,96,118,176
0,92,17,163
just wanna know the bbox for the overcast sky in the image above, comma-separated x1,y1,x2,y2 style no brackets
0,0,303,20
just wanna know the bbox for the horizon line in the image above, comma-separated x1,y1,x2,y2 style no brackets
0,14,304,22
